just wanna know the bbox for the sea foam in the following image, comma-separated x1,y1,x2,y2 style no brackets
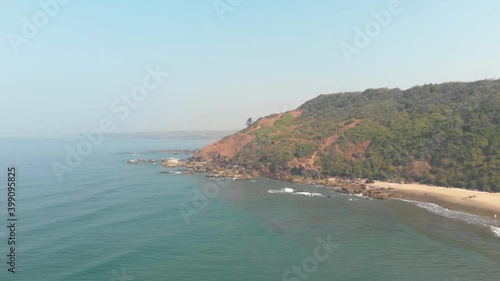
491,226,500,238
293,191,324,197
267,188,294,194
267,188,324,197
397,199,500,238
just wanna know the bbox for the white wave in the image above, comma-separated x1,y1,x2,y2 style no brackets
267,188,324,197
396,198,500,238
293,192,324,197
412,200,489,225
491,226,500,238
412,201,491,225
267,188,294,194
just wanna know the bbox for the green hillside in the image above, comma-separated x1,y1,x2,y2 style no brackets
210,79,500,192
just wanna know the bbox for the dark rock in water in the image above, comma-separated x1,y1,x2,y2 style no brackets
338,187,349,195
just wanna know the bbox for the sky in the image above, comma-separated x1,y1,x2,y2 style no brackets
0,0,499,137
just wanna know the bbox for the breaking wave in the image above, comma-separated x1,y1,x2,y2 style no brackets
267,188,294,194
293,191,325,197
267,188,325,197
398,199,500,238
491,226,500,238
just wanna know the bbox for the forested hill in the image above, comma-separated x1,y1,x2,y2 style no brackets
197,79,500,192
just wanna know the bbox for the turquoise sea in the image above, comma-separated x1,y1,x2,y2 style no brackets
0,138,499,281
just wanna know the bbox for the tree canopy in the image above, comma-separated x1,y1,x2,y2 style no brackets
230,79,500,192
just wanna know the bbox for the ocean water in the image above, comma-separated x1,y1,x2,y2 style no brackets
0,138,499,281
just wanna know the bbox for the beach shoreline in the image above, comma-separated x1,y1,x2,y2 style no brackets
160,157,500,219
367,181,500,219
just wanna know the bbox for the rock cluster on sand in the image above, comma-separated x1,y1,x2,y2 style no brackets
287,176,393,200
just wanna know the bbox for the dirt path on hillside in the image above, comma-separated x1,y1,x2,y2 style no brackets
308,120,361,167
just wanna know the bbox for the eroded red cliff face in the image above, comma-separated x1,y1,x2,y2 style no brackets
194,132,254,159
194,111,301,159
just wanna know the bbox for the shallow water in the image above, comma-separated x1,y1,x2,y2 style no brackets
0,138,499,281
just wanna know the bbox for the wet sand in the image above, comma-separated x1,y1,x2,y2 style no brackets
369,181,500,218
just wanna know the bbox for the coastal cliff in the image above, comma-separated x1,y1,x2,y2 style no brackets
192,79,500,192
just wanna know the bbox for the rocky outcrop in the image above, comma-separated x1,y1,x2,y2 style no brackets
157,151,394,199
286,176,394,200
195,133,254,159
161,158,256,180
161,158,185,167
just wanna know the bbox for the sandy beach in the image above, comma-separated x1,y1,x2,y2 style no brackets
368,181,500,218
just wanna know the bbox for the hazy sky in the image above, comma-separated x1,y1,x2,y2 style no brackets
1,0,499,137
